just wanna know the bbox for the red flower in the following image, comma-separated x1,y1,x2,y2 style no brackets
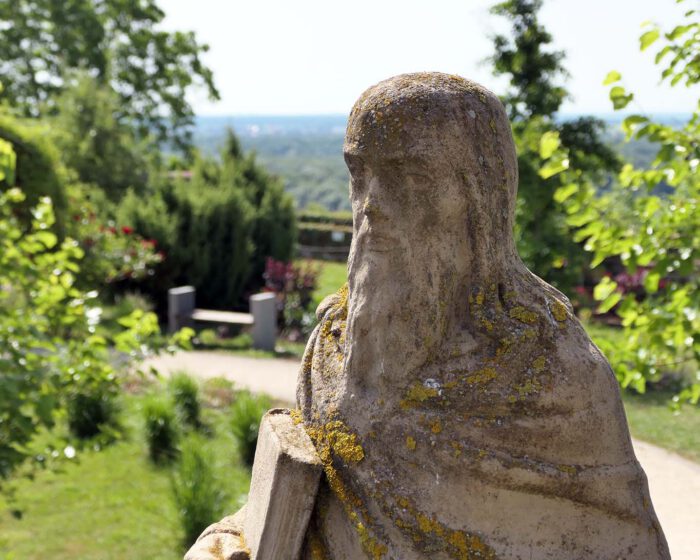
121,226,133,235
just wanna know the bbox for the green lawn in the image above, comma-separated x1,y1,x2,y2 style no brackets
307,259,347,307
622,391,700,463
0,394,250,560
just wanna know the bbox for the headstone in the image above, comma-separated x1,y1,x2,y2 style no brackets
185,72,670,560
250,293,277,352
168,285,195,333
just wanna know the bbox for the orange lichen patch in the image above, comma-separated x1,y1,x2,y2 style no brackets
508,306,538,324
465,367,497,385
406,436,417,451
551,299,569,322
430,419,443,434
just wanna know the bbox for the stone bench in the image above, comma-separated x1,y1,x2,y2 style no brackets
168,286,277,351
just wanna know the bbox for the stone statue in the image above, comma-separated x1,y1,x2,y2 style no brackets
187,73,670,560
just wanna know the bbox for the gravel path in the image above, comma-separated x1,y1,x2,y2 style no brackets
146,350,700,560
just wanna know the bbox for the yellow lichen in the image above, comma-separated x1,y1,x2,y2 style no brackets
207,536,225,560
406,436,417,450
357,521,388,560
557,464,577,475
323,420,365,463
290,408,303,425
430,419,443,434
400,382,440,409
308,531,328,560
531,356,546,372
391,494,495,560
514,378,542,398
551,299,569,322
508,306,538,324
465,367,497,385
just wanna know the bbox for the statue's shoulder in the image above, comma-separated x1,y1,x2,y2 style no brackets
315,283,349,321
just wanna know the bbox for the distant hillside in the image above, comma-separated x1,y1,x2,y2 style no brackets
193,114,688,211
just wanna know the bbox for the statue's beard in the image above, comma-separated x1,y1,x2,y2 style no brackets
343,238,452,394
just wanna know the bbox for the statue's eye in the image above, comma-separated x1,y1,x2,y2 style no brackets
344,153,365,177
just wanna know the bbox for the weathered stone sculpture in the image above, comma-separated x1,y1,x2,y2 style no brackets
188,72,670,560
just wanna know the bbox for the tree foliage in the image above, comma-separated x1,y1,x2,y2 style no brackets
490,0,619,289
118,130,297,310
0,112,69,233
52,75,152,201
0,177,192,480
540,2,699,401
0,0,219,150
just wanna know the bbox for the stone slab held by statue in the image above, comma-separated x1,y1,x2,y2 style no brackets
186,72,670,560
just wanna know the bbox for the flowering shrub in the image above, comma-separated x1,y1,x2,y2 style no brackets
67,189,163,288
263,258,319,339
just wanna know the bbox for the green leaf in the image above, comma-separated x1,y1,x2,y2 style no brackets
594,277,619,302
655,46,673,64
597,291,622,314
539,131,561,159
610,86,634,110
602,71,622,85
644,272,661,294
539,156,569,179
640,29,660,51
34,231,58,249
553,183,578,203
667,24,693,40
622,115,649,137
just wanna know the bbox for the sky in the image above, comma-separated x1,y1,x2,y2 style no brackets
160,0,697,116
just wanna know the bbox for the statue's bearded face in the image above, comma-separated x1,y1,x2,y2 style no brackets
342,143,469,392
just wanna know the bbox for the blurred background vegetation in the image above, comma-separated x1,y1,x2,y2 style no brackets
0,0,697,558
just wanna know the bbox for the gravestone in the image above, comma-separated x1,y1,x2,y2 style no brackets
186,73,670,560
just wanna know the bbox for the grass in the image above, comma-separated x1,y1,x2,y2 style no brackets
622,391,700,463
0,393,250,560
193,329,306,360
306,259,347,308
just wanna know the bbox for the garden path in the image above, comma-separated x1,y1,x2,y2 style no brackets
146,350,700,560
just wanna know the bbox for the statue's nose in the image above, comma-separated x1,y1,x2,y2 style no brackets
362,177,389,221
